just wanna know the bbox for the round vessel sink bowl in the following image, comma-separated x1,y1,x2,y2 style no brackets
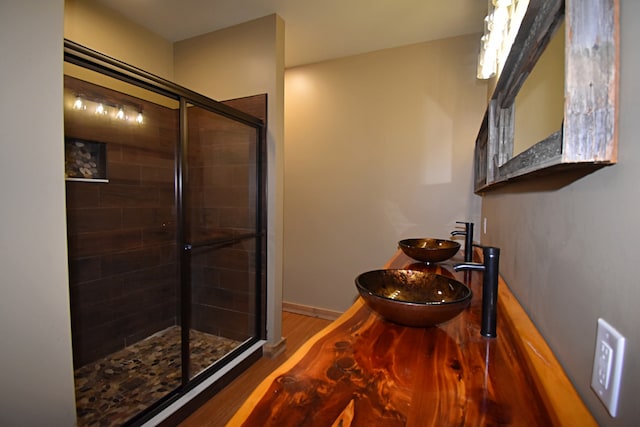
355,269,472,327
398,238,461,264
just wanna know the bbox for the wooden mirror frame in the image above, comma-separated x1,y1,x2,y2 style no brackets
474,0,619,192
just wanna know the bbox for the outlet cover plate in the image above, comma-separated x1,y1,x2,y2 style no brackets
591,318,626,417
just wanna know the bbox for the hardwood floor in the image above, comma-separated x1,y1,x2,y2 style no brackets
179,311,334,427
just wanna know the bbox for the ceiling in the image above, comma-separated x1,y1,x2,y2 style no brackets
96,0,487,68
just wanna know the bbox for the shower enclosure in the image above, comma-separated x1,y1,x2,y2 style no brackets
63,41,266,425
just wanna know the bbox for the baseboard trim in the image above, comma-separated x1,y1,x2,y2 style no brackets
262,336,287,358
282,301,343,321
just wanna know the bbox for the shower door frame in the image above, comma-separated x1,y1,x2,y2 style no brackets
64,39,267,424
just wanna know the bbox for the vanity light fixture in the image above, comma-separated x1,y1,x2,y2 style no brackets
70,94,144,125
477,0,530,80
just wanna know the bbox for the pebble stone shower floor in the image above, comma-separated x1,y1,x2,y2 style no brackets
74,326,241,426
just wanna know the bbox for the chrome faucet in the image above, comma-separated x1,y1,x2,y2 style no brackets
454,245,500,338
451,221,474,262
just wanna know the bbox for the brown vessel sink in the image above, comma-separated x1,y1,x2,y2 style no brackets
398,238,460,264
355,269,471,327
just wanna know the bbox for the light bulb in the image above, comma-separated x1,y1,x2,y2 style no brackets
96,103,106,115
73,97,84,110
116,107,125,120
136,112,143,124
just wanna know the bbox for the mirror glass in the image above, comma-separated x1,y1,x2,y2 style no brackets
512,21,565,157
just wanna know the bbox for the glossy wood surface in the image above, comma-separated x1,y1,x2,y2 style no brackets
229,250,597,426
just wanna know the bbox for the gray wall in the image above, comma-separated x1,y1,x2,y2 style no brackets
0,0,77,425
481,1,639,425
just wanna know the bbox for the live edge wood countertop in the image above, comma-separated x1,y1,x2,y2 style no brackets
228,249,597,426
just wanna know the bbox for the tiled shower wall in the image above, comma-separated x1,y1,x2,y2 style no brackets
64,76,180,367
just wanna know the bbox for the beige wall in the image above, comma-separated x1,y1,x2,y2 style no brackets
64,0,174,79
481,0,640,424
0,1,76,425
174,14,286,345
284,35,486,312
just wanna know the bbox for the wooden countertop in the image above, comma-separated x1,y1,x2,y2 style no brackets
228,250,596,426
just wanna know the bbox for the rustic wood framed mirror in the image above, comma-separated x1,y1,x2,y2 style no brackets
474,0,619,192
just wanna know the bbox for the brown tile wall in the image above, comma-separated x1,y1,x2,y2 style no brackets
64,76,179,368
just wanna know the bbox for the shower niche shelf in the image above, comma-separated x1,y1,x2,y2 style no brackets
64,137,108,183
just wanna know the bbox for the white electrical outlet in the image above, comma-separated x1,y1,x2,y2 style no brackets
591,318,626,417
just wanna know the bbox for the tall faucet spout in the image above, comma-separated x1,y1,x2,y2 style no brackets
451,222,474,262
454,245,500,338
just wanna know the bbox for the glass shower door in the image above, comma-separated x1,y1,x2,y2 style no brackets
64,40,266,424
184,102,263,379
63,66,183,426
